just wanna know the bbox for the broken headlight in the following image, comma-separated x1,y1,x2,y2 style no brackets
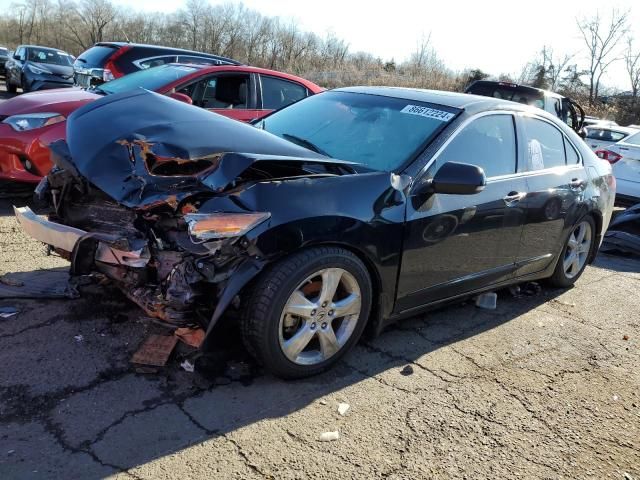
3,112,65,132
184,212,270,241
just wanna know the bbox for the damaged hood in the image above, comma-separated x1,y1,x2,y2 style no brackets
60,89,354,208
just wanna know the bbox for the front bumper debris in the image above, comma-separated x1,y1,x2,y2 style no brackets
14,206,149,268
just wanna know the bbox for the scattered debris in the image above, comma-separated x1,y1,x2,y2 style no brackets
400,365,414,376
180,359,195,373
319,399,327,405
0,306,19,319
73,335,84,342
613,395,619,401
475,292,497,310
319,431,340,442
337,403,350,416
623,335,629,341
225,360,252,381
130,334,178,367
174,327,205,348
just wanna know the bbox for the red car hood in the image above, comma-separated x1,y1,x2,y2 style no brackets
0,88,100,117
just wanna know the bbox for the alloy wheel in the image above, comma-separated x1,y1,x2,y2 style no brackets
278,267,362,365
563,221,592,279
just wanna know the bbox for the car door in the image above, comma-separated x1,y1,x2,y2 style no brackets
255,74,310,118
514,114,589,276
395,112,527,312
609,131,640,201
176,72,259,122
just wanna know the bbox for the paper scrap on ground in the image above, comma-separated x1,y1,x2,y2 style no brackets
131,335,178,367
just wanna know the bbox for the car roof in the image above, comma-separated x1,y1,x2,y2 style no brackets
168,63,323,90
95,42,242,65
333,86,532,113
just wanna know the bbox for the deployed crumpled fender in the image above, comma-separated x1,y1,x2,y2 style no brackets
601,203,640,256
62,88,355,208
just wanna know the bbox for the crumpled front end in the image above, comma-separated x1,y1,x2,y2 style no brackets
15,88,360,332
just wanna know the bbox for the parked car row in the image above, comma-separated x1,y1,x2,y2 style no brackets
0,46,9,77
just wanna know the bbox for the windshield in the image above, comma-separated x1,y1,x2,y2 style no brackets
0,48,8,55
259,91,460,171
95,64,199,95
467,83,545,109
28,48,72,66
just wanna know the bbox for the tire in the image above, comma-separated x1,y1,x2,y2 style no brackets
240,246,372,379
6,77,16,93
20,75,29,93
547,215,596,288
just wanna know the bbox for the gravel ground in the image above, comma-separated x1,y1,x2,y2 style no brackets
0,85,639,479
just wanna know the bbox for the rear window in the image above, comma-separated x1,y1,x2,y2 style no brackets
75,45,118,68
0,48,7,55
626,131,640,146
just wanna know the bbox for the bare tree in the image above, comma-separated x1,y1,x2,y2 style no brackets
625,37,640,99
577,9,629,104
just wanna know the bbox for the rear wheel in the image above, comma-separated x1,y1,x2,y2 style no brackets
240,246,372,379
548,216,595,287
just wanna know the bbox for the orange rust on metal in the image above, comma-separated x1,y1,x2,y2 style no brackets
130,334,178,367
116,138,222,177
174,327,205,348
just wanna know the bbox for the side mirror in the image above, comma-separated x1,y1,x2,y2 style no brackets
414,161,486,196
168,92,193,105
13,54,20,60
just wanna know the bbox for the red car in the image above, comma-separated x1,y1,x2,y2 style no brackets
0,64,323,188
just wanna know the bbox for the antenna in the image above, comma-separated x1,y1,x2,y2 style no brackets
120,28,131,43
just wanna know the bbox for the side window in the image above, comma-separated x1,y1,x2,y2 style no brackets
137,56,176,69
584,128,603,140
17,47,25,61
177,55,221,66
564,138,580,164
178,74,249,109
261,76,307,110
437,115,517,178
521,117,566,170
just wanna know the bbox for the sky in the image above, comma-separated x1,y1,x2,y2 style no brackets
2,0,639,89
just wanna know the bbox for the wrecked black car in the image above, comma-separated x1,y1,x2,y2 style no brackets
15,87,615,378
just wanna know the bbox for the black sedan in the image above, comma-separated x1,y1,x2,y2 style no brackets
4,45,74,93
15,87,615,378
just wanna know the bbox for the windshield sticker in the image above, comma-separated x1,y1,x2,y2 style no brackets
400,105,455,122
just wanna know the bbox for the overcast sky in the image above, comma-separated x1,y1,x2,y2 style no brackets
3,0,640,89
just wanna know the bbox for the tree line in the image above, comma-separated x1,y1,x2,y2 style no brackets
1,0,638,124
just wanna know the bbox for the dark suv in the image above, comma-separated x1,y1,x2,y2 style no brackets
0,47,9,76
465,80,585,133
73,42,241,87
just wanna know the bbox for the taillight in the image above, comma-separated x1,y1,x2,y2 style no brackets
595,149,622,164
103,45,132,79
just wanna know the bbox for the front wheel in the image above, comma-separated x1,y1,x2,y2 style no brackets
20,75,29,93
548,216,596,288
5,76,16,93
240,246,372,379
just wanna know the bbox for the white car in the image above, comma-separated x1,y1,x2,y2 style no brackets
596,130,640,205
584,125,639,152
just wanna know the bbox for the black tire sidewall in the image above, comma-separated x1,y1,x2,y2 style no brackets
551,215,596,287
259,249,372,378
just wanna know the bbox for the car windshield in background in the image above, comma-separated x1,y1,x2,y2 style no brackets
95,64,198,95
260,91,460,171
28,48,72,66
0,48,8,55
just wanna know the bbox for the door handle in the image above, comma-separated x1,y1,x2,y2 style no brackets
570,178,585,191
619,147,629,151
503,191,526,206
